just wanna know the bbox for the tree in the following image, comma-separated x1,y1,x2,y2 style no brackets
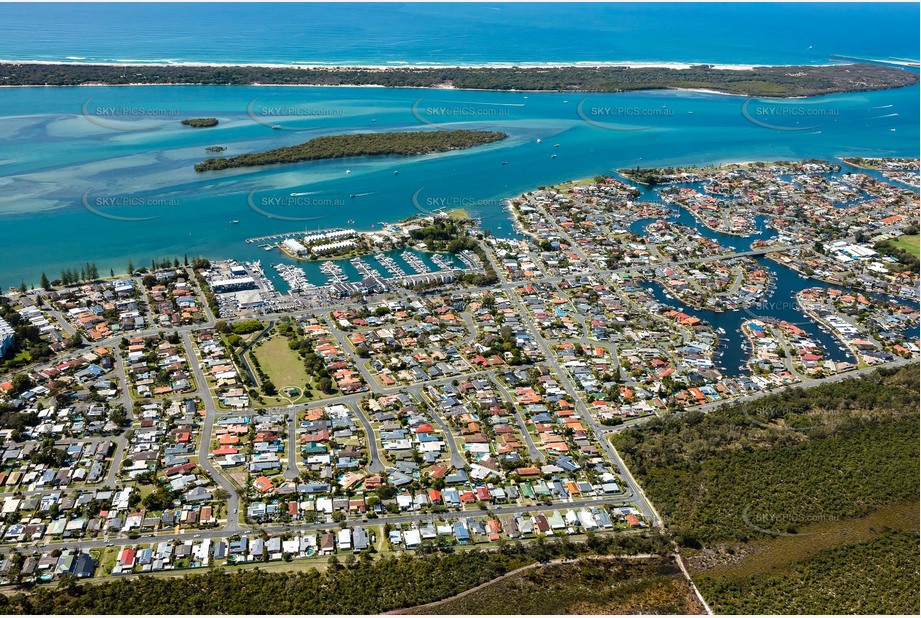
127,259,134,275
39,272,50,290
67,332,83,349
108,405,128,426
143,487,179,511
317,376,334,394
10,374,33,397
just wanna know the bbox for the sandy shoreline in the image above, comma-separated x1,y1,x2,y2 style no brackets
0,82,763,96
0,58,816,71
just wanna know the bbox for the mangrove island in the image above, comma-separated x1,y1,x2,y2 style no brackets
181,117,219,127
194,129,508,172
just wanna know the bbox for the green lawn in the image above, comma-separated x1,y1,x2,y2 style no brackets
891,234,920,257
251,335,312,399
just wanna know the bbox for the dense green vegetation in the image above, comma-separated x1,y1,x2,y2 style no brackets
0,533,669,614
697,530,920,614
614,365,919,545
53,262,100,286
3,63,917,96
404,557,704,615
226,319,264,335
614,365,920,614
181,117,218,127
195,130,506,172
628,417,916,545
841,156,919,170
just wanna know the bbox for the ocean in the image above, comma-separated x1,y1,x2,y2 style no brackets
0,2,918,67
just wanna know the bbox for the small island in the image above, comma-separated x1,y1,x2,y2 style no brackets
205,145,227,152
194,129,507,172
181,117,219,128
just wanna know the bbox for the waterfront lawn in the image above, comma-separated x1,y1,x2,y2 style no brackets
892,234,920,257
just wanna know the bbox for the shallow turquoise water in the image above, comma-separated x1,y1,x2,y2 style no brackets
1,83,918,289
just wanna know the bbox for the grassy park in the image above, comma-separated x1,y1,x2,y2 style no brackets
891,234,920,257
250,334,313,405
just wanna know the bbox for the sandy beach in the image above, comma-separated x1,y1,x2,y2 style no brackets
0,58,810,71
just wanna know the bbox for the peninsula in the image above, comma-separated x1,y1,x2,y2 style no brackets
194,129,507,172
1,62,917,97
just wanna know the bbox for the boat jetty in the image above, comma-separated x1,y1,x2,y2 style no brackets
401,251,431,274
374,253,407,277
319,261,348,285
273,263,314,292
245,230,313,244
431,254,455,270
351,257,382,279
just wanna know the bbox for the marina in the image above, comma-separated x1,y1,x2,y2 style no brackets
401,250,432,274
319,261,348,285
374,252,407,277
273,263,314,292
431,253,455,270
350,256,382,279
